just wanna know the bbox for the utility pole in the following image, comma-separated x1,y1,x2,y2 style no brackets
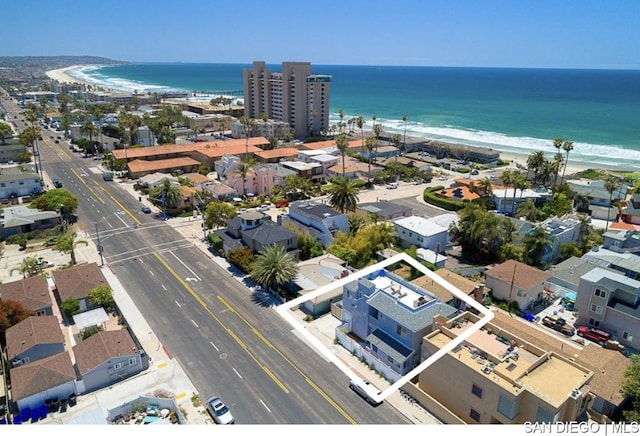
95,222,104,267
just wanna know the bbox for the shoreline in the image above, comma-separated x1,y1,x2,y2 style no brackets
44,66,632,176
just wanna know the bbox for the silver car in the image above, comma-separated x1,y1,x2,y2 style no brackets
206,396,235,424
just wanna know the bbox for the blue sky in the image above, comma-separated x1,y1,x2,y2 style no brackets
4,0,639,69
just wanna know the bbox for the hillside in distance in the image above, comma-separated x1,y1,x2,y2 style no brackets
0,55,126,79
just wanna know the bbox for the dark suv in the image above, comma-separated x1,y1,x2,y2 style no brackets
52,178,63,188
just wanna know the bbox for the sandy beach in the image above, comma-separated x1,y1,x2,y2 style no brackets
45,65,90,85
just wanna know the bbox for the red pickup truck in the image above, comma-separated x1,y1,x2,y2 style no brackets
576,326,611,346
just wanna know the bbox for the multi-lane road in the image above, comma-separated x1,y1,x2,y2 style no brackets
1,92,412,424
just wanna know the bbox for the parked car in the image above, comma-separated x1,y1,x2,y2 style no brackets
141,206,151,214
386,182,398,189
349,378,382,406
205,396,235,424
275,199,289,208
258,204,270,211
52,178,63,188
576,326,612,346
471,169,479,175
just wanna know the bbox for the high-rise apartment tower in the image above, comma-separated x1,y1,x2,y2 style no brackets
243,61,331,139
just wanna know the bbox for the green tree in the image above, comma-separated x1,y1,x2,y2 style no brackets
154,179,181,212
402,114,408,154
510,170,529,216
392,133,402,181
323,177,365,213
10,255,40,278
523,226,553,267
364,136,376,183
373,121,383,163
0,122,12,144
80,120,99,143
31,188,79,213
60,298,81,321
527,150,546,184
604,175,621,232
0,299,35,340
552,137,564,186
204,202,237,229
239,116,257,160
516,200,540,222
88,285,115,312
54,232,88,265
80,325,104,340
623,354,640,422
249,245,298,295
347,213,366,235
561,140,574,184
335,133,349,177
559,242,582,259
286,226,323,261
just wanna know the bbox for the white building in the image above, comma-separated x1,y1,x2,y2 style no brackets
393,215,449,253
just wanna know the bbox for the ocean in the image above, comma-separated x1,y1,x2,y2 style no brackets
70,63,640,170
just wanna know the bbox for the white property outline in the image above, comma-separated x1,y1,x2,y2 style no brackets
275,252,494,403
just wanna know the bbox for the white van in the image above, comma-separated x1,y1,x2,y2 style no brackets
349,378,383,406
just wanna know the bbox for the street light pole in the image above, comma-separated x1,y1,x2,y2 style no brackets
95,222,104,267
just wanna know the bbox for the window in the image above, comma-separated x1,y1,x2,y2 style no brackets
472,384,483,399
623,332,633,342
114,362,123,370
470,409,481,423
589,318,601,327
590,304,603,315
396,324,407,338
535,406,556,423
497,394,519,420
594,288,607,299
129,357,137,365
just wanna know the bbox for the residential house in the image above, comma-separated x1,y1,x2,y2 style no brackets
546,257,603,300
308,153,340,177
533,215,581,264
174,185,199,211
0,275,54,316
0,167,43,200
214,210,298,255
491,187,552,216
602,229,640,254
223,161,258,195
0,142,27,164
10,352,77,414
73,330,149,394
5,316,65,367
325,163,358,179
202,182,236,202
252,163,297,196
357,201,413,221
393,215,450,253
253,147,299,164
288,253,350,317
0,204,60,240
484,260,552,311
280,160,325,183
214,155,241,181
574,267,640,349
182,172,214,190
137,172,178,189
279,200,348,248
487,311,630,420
339,269,457,381
52,263,108,314
582,246,640,280
419,311,594,424
568,179,630,208
620,192,640,225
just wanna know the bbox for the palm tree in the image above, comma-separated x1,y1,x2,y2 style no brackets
561,140,574,184
335,133,349,177
552,137,564,187
0,122,12,144
499,169,513,214
347,213,366,235
80,120,98,143
239,116,256,160
54,232,89,266
233,160,253,196
364,136,376,183
604,175,621,232
259,112,268,137
373,121,383,163
11,256,40,278
392,133,401,181
516,200,539,222
158,179,181,216
527,151,545,184
510,170,528,216
402,114,408,153
356,116,365,150
323,177,365,213
337,108,345,134
249,244,298,296
523,226,553,267
477,177,493,197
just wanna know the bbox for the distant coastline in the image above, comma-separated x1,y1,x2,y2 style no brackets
43,64,632,176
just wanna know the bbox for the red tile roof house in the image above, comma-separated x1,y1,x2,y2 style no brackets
73,330,149,394
0,275,54,316
52,263,109,316
10,351,77,416
5,315,65,367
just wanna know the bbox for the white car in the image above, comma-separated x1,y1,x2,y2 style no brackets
386,182,398,189
206,396,235,424
258,204,270,211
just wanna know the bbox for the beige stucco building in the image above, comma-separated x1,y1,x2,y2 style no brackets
243,61,331,139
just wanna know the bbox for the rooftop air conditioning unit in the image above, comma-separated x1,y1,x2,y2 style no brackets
570,389,581,400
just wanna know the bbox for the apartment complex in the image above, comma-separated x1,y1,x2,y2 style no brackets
421,312,593,424
243,61,331,139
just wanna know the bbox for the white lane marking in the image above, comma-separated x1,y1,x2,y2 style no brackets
232,368,242,379
210,341,219,352
175,301,181,308
169,251,201,281
260,399,271,413
191,320,199,328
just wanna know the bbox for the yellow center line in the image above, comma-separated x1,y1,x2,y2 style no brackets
151,252,289,394
94,182,142,225
217,295,356,424
70,168,105,204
